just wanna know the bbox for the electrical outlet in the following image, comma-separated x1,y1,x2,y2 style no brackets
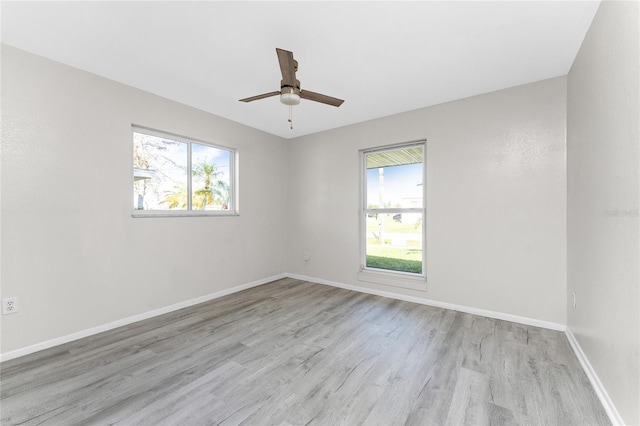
304,251,310,261
573,292,576,309
2,297,19,315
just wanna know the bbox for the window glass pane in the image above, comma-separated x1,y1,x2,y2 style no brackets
366,146,423,209
365,212,423,274
362,142,425,277
133,132,188,210
191,143,232,211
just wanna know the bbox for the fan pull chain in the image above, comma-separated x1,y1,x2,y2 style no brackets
288,104,293,130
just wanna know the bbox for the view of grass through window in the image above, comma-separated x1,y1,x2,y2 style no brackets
366,213,423,273
364,144,424,274
133,128,233,213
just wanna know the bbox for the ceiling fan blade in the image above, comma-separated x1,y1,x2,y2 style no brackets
276,48,297,87
239,91,280,103
300,90,344,107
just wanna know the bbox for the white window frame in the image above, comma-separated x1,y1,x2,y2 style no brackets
132,125,238,217
358,140,427,291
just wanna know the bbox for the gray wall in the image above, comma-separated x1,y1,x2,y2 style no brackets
287,77,568,325
1,45,570,354
1,45,289,353
567,1,640,424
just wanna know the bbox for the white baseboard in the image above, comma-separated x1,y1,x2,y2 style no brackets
0,273,286,363
3,272,621,425
565,328,624,426
1,272,564,362
286,273,566,331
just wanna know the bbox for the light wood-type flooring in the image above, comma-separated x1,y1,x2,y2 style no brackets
1,278,610,425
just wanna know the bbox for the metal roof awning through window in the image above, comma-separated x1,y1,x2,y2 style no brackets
366,146,423,169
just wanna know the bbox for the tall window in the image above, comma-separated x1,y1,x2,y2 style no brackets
362,141,425,276
133,126,236,216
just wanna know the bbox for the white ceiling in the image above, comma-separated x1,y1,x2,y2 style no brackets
1,1,600,139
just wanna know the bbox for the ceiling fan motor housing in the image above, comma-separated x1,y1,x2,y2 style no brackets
280,79,301,105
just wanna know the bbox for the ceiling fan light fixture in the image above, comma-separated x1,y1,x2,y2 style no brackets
280,87,301,106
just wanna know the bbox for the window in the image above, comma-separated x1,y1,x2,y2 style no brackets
361,141,425,283
132,126,236,216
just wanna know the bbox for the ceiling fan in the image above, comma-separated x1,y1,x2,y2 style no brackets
239,48,344,129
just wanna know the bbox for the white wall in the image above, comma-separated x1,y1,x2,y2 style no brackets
0,45,288,353
567,1,640,424
287,77,568,325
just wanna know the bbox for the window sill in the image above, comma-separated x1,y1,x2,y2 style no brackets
357,269,427,292
132,211,239,218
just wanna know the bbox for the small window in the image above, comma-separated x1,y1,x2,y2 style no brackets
133,126,236,216
361,141,425,280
